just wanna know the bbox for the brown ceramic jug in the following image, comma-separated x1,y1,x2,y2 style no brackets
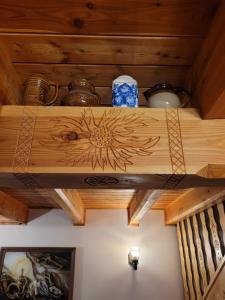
23,74,58,106
62,79,101,106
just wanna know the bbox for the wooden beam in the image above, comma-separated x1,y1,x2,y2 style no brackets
0,190,28,224
0,42,21,105
165,187,225,225
2,107,225,189
54,189,85,225
186,3,225,119
128,190,163,226
0,215,22,225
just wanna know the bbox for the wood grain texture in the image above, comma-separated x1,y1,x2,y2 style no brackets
177,202,225,299
207,207,223,267
1,188,59,208
15,63,188,87
203,257,225,300
2,107,225,189
0,188,184,211
186,2,225,119
217,203,225,242
54,189,85,225
0,42,21,104
151,189,187,209
166,187,225,224
192,215,208,293
0,190,28,223
1,188,136,209
199,212,216,282
0,0,217,36
0,34,202,66
177,224,190,300
0,215,23,225
181,220,196,300
186,218,202,299
128,190,163,225
78,189,136,209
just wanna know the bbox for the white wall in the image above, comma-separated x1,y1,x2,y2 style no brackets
0,209,183,300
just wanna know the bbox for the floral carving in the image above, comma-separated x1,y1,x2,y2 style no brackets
41,108,160,172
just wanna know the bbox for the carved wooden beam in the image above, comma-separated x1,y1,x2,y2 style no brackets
0,42,21,105
2,106,225,189
186,3,225,119
54,189,85,225
128,189,163,226
165,187,225,225
0,190,28,224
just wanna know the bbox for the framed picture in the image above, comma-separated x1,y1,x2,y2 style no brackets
0,247,75,300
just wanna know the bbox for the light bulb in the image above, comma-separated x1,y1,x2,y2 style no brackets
130,246,139,260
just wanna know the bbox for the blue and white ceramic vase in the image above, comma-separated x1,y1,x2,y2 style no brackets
112,75,138,107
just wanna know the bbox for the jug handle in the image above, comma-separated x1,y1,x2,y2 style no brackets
94,92,101,106
174,87,191,108
45,82,59,106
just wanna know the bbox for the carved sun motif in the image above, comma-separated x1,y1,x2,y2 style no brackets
42,108,160,171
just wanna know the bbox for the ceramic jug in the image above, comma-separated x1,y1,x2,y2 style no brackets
23,74,58,106
62,79,101,106
143,83,191,108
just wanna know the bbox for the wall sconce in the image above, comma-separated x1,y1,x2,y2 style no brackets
128,247,139,270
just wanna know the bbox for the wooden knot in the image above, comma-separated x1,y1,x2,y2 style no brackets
86,2,95,9
73,18,85,29
65,131,79,141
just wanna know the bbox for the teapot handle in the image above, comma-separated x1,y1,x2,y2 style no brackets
174,87,191,108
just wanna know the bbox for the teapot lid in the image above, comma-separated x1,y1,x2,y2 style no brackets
143,83,174,100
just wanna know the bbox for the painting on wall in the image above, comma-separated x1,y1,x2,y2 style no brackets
0,247,75,300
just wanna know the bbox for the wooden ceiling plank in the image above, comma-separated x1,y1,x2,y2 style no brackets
0,190,28,224
14,63,188,87
151,189,187,210
186,2,225,119
0,34,202,66
128,190,163,226
165,187,225,225
54,189,85,225
78,189,135,209
0,42,21,104
0,0,216,36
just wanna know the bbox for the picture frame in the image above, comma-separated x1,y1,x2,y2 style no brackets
0,247,76,300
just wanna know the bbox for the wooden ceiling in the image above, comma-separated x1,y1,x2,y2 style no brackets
0,1,225,226
0,188,185,210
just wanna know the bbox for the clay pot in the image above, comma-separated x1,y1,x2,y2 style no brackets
62,79,101,106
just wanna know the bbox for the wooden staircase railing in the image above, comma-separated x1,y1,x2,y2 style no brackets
203,257,225,300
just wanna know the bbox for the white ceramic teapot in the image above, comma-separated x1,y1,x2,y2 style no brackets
143,83,191,108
